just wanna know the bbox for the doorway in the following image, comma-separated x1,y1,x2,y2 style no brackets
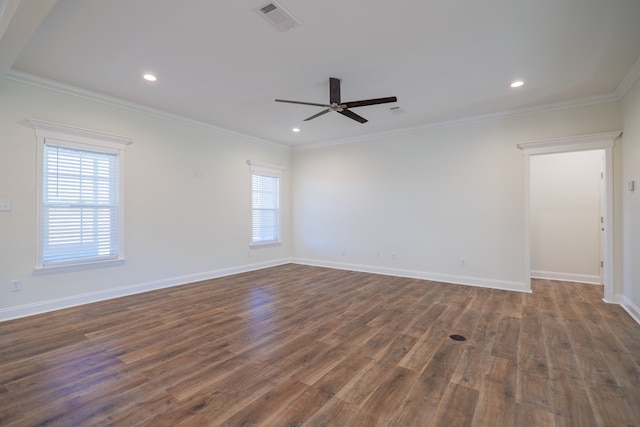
518,131,620,302
529,150,604,285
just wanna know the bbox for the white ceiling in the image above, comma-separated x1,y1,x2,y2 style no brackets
2,0,640,148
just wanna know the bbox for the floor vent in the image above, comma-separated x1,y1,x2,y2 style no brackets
255,1,300,32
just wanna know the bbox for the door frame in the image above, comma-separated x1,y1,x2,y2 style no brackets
518,131,621,303
599,151,606,285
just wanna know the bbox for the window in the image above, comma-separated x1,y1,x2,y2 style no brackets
42,144,119,265
249,162,283,246
30,119,132,269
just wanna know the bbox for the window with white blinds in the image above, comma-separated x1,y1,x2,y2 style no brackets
42,144,119,266
30,118,131,270
249,163,283,245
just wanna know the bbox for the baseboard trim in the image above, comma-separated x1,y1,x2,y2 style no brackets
14,259,622,323
0,258,291,322
621,296,640,326
531,270,602,285
603,294,624,304
292,258,530,293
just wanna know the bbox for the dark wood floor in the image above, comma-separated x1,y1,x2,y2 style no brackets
1,264,639,426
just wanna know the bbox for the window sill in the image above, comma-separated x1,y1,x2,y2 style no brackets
35,257,125,273
250,241,282,249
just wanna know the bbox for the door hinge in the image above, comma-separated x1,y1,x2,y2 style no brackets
601,261,604,268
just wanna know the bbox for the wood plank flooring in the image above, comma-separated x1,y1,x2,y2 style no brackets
1,264,639,426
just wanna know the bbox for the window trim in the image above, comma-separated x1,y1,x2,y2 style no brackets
28,119,132,271
248,161,284,248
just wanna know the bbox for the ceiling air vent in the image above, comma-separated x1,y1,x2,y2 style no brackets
255,1,300,32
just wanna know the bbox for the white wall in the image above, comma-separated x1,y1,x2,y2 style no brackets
0,78,291,320
622,78,640,322
530,150,603,283
292,102,622,292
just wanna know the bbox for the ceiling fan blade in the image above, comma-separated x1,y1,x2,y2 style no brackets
275,99,330,108
338,109,368,123
343,96,398,109
329,77,341,104
303,109,331,121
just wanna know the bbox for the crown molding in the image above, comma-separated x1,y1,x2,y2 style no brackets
615,56,640,100
293,92,618,152
5,70,291,152
294,55,640,152
7,65,636,154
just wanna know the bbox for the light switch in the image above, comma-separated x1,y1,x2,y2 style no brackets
0,200,10,211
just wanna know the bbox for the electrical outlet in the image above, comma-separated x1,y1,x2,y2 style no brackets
10,280,21,292
391,252,396,261
460,257,467,267
340,249,345,256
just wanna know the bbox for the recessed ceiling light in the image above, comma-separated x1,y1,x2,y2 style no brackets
510,80,524,88
292,127,300,132
143,74,157,82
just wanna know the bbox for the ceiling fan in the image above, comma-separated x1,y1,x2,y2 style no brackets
275,77,397,124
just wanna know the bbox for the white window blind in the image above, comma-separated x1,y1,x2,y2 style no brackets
251,171,280,244
42,143,119,265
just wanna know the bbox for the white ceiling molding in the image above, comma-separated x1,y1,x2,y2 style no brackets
5,67,630,154
6,1,639,146
615,56,640,100
6,70,291,152
295,93,619,152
